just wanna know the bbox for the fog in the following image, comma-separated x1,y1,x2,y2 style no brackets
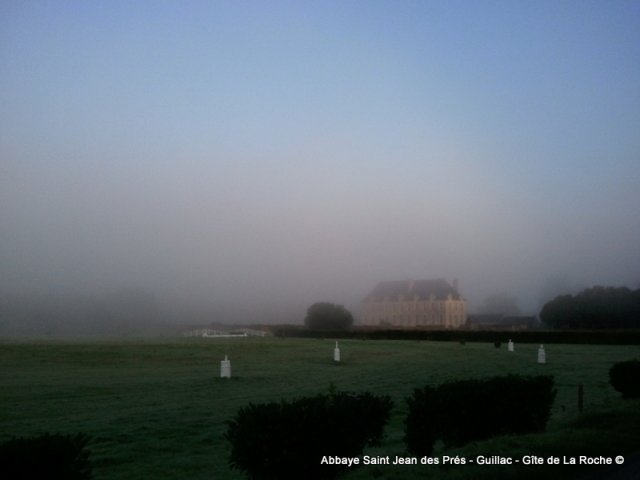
1,2,639,333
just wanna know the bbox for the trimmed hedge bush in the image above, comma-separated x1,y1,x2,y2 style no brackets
609,359,640,398
405,375,556,455
404,385,440,456
225,392,392,480
0,433,91,480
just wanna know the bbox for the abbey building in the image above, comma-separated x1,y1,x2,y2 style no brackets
361,279,466,328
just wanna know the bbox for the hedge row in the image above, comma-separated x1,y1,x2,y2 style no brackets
226,376,556,478
0,433,91,480
225,392,392,480
405,375,556,456
270,326,640,344
609,359,640,399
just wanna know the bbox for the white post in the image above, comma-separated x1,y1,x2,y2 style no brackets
334,341,340,362
537,345,546,364
508,339,514,352
220,355,231,378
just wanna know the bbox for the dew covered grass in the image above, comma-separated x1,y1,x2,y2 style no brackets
1,337,638,479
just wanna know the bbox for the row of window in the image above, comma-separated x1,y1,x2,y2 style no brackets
366,301,465,313
363,314,466,326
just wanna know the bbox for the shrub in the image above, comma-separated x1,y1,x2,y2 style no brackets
0,433,91,480
609,359,640,399
437,375,556,447
226,392,392,480
405,375,556,454
404,385,440,456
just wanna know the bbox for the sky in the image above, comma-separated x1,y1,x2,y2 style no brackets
1,0,639,322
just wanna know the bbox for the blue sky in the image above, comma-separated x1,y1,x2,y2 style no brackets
1,1,639,318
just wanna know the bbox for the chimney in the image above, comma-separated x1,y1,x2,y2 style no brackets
408,279,415,292
453,278,459,293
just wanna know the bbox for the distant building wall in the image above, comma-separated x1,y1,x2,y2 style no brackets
361,279,467,328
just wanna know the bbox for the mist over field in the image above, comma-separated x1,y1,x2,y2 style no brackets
1,1,639,333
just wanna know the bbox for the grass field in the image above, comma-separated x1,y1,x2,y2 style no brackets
1,337,639,479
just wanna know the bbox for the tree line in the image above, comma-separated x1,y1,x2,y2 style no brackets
540,286,640,330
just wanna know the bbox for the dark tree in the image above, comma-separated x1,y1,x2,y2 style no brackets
539,294,575,329
540,286,640,329
304,302,353,331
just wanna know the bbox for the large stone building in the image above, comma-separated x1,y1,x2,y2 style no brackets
361,279,466,328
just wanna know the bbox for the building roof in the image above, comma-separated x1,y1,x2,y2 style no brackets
364,279,462,301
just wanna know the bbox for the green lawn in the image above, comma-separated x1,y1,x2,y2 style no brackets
1,337,638,479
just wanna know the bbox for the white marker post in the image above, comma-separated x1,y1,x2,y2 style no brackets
220,355,231,378
508,339,514,352
334,341,341,362
537,345,546,364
